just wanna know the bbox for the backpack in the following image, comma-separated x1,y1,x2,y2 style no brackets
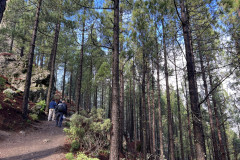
57,104,65,112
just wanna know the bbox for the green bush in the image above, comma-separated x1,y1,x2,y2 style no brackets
0,77,6,89
31,100,46,116
0,104,2,110
71,140,80,152
29,113,38,121
65,152,74,160
36,100,46,112
64,108,111,156
76,152,99,160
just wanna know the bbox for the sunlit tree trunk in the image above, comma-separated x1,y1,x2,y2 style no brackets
109,0,120,159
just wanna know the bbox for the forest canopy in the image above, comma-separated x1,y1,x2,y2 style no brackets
0,0,240,159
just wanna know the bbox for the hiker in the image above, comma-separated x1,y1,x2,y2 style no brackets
48,99,57,121
55,99,67,127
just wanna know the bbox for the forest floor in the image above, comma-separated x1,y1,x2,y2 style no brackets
0,120,69,160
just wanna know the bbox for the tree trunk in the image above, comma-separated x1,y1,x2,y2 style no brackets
101,82,104,107
0,0,7,23
139,84,143,145
147,72,153,154
75,12,85,113
179,0,206,159
119,66,124,154
132,61,137,150
184,75,194,160
95,86,98,108
62,60,67,99
108,85,112,119
22,0,42,119
156,23,164,160
10,22,16,52
162,19,175,160
199,45,219,160
69,71,72,104
206,56,226,160
45,20,61,112
109,0,120,159
173,50,184,160
151,59,156,155
221,98,231,160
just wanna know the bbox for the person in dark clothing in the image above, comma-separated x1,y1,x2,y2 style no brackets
48,99,57,121
55,99,67,127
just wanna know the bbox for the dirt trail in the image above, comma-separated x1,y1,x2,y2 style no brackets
0,120,67,160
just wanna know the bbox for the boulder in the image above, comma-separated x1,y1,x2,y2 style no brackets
0,52,52,102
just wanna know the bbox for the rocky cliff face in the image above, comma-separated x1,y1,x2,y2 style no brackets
0,52,50,102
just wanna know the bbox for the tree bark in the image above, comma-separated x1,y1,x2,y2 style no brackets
132,61,137,150
0,0,7,23
199,45,219,160
147,72,153,154
220,98,231,160
109,0,120,159
173,50,184,160
62,60,67,99
141,46,147,159
45,20,61,112
10,23,16,52
75,11,85,113
162,19,175,160
184,75,195,160
179,0,206,159
22,0,42,119
94,86,98,108
151,58,156,155
206,57,226,160
119,65,124,153
69,71,72,104
156,23,164,160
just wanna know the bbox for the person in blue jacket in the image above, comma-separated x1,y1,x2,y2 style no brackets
48,99,57,121
55,99,67,127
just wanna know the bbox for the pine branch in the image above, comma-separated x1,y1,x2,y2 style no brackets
90,24,113,50
198,66,238,107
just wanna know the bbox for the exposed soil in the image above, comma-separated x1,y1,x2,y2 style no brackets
0,120,68,160
0,75,69,160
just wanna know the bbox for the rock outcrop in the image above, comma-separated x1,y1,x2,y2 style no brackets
0,52,50,102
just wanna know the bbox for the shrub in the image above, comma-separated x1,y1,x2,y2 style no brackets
70,140,80,152
64,108,111,156
35,100,46,112
0,104,2,110
76,152,99,160
29,113,38,121
31,100,46,115
65,152,74,160
0,77,6,89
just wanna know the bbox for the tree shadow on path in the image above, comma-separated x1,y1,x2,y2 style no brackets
0,146,63,160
